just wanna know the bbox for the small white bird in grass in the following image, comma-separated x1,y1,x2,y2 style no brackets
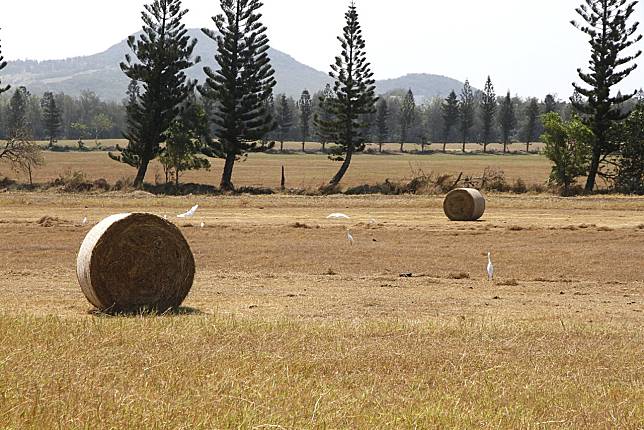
327,213,351,220
81,216,88,226
178,205,199,218
347,230,355,246
487,252,494,281
163,214,168,220
200,218,205,229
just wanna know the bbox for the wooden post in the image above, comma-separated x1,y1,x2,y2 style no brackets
280,166,286,191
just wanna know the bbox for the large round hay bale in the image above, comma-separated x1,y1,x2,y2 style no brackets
76,213,195,313
443,188,486,221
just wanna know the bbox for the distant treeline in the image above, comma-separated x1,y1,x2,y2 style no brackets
3,82,640,149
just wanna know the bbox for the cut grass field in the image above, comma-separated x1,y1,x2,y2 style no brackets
0,189,642,428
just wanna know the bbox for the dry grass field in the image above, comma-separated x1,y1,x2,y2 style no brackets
19,140,552,190
0,152,642,428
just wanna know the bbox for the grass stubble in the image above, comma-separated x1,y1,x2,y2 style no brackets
0,156,642,428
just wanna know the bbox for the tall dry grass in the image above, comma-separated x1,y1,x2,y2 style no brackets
0,314,641,429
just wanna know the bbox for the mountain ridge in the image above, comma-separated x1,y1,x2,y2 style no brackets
2,29,465,102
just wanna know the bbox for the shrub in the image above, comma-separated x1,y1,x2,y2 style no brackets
541,113,593,195
50,170,93,192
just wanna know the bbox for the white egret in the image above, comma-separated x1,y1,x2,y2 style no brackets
347,230,354,246
81,216,88,226
200,218,205,229
327,213,350,220
487,252,494,281
178,205,199,218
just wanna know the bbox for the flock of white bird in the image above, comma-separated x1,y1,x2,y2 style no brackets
79,206,495,281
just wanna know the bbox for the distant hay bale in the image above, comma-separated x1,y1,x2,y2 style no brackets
443,188,486,221
37,216,64,227
76,213,195,313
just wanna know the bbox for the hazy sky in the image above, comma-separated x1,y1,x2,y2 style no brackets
2,0,643,98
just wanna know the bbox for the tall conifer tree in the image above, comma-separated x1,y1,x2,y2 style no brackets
200,0,277,191
376,99,389,153
0,29,9,96
7,87,29,136
276,94,293,151
314,84,334,153
41,92,62,147
400,89,416,152
572,0,642,191
499,91,516,153
523,98,540,152
441,90,459,152
318,2,377,187
298,89,312,152
544,94,558,113
459,80,475,152
110,0,199,188
479,76,497,153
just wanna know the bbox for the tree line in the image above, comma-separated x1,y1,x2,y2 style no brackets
0,0,642,193
1,79,610,154
0,88,126,145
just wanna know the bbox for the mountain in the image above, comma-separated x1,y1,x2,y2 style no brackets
377,74,467,101
2,29,464,102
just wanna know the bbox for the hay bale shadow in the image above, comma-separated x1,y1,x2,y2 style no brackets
88,306,205,318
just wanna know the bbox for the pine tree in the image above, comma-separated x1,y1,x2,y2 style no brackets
544,94,558,113
376,98,389,153
441,90,459,152
276,95,293,151
400,89,416,152
199,0,276,191
7,87,29,136
314,84,334,153
298,89,312,152
41,92,62,147
317,2,377,187
572,0,642,192
0,29,9,96
110,0,199,188
459,80,475,152
479,76,497,153
499,91,516,153
523,98,540,152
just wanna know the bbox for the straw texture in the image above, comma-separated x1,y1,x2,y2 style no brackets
443,188,486,221
77,213,195,313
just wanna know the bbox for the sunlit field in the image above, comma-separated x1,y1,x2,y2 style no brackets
16,140,553,190
0,177,642,427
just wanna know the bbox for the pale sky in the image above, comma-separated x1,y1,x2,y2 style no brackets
1,0,643,98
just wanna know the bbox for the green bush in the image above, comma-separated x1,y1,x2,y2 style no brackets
541,113,593,195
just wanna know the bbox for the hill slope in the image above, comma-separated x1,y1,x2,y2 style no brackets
2,29,464,101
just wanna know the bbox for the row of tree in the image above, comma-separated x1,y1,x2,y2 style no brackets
0,88,125,145
1,80,603,153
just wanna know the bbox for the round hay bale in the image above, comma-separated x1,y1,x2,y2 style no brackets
443,188,486,221
76,213,195,313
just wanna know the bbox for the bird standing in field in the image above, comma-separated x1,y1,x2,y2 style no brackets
200,218,205,229
487,252,494,281
81,216,88,226
347,230,354,246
